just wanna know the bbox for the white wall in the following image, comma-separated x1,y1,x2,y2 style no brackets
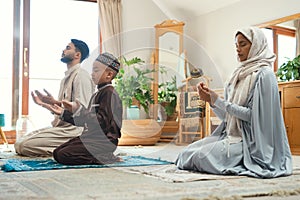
122,0,167,62
121,0,300,88
188,0,300,84
121,0,225,88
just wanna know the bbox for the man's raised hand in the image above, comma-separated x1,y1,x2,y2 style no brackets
34,89,61,106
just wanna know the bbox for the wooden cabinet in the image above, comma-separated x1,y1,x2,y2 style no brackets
278,80,300,155
159,121,179,143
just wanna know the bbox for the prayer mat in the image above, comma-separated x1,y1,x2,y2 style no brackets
118,164,300,183
1,156,172,172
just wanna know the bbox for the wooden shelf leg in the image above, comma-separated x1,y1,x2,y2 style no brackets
0,127,9,147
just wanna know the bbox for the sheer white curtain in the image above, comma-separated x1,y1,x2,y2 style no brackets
294,19,300,56
97,0,122,57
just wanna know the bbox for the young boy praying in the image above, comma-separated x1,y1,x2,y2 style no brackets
46,52,123,165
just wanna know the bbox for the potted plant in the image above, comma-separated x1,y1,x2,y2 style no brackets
114,56,161,146
276,55,300,81
114,56,155,117
158,66,178,121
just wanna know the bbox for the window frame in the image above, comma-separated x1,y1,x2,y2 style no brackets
257,13,300,73
9,0,99,129
265,25,296,72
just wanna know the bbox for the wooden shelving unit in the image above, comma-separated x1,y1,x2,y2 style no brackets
278,80,300,155
158,121,179,143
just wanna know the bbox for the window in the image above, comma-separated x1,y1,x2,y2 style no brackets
262,26,296,72
261,28,274,69
0,0,14,130
0,0,99,130
29,0,99,128
277,34,296,68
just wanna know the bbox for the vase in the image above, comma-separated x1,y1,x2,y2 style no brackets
126,106,140,120
167,112,178,121
16,115,35,142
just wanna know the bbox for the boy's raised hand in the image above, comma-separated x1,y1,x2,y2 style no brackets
62,99,80,113
44,104,64,115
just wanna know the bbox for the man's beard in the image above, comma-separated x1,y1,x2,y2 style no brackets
60,55,73,63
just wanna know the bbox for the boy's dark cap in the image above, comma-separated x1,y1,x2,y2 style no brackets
96,52,120,72
71,39,89,62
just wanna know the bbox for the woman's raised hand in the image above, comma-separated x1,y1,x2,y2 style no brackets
196,82,218,106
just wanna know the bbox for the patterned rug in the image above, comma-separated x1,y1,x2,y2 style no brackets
1,156,172,172
118,163,300,183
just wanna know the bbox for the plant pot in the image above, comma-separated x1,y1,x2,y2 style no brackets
159,102,177,121
119,119,162,146
131,98,140,107
167,112,178,121
126,106,140,120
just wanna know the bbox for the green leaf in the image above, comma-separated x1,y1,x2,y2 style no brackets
277,55,300,81
113,56,155,114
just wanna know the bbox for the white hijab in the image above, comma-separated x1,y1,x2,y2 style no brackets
225,27,276,139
